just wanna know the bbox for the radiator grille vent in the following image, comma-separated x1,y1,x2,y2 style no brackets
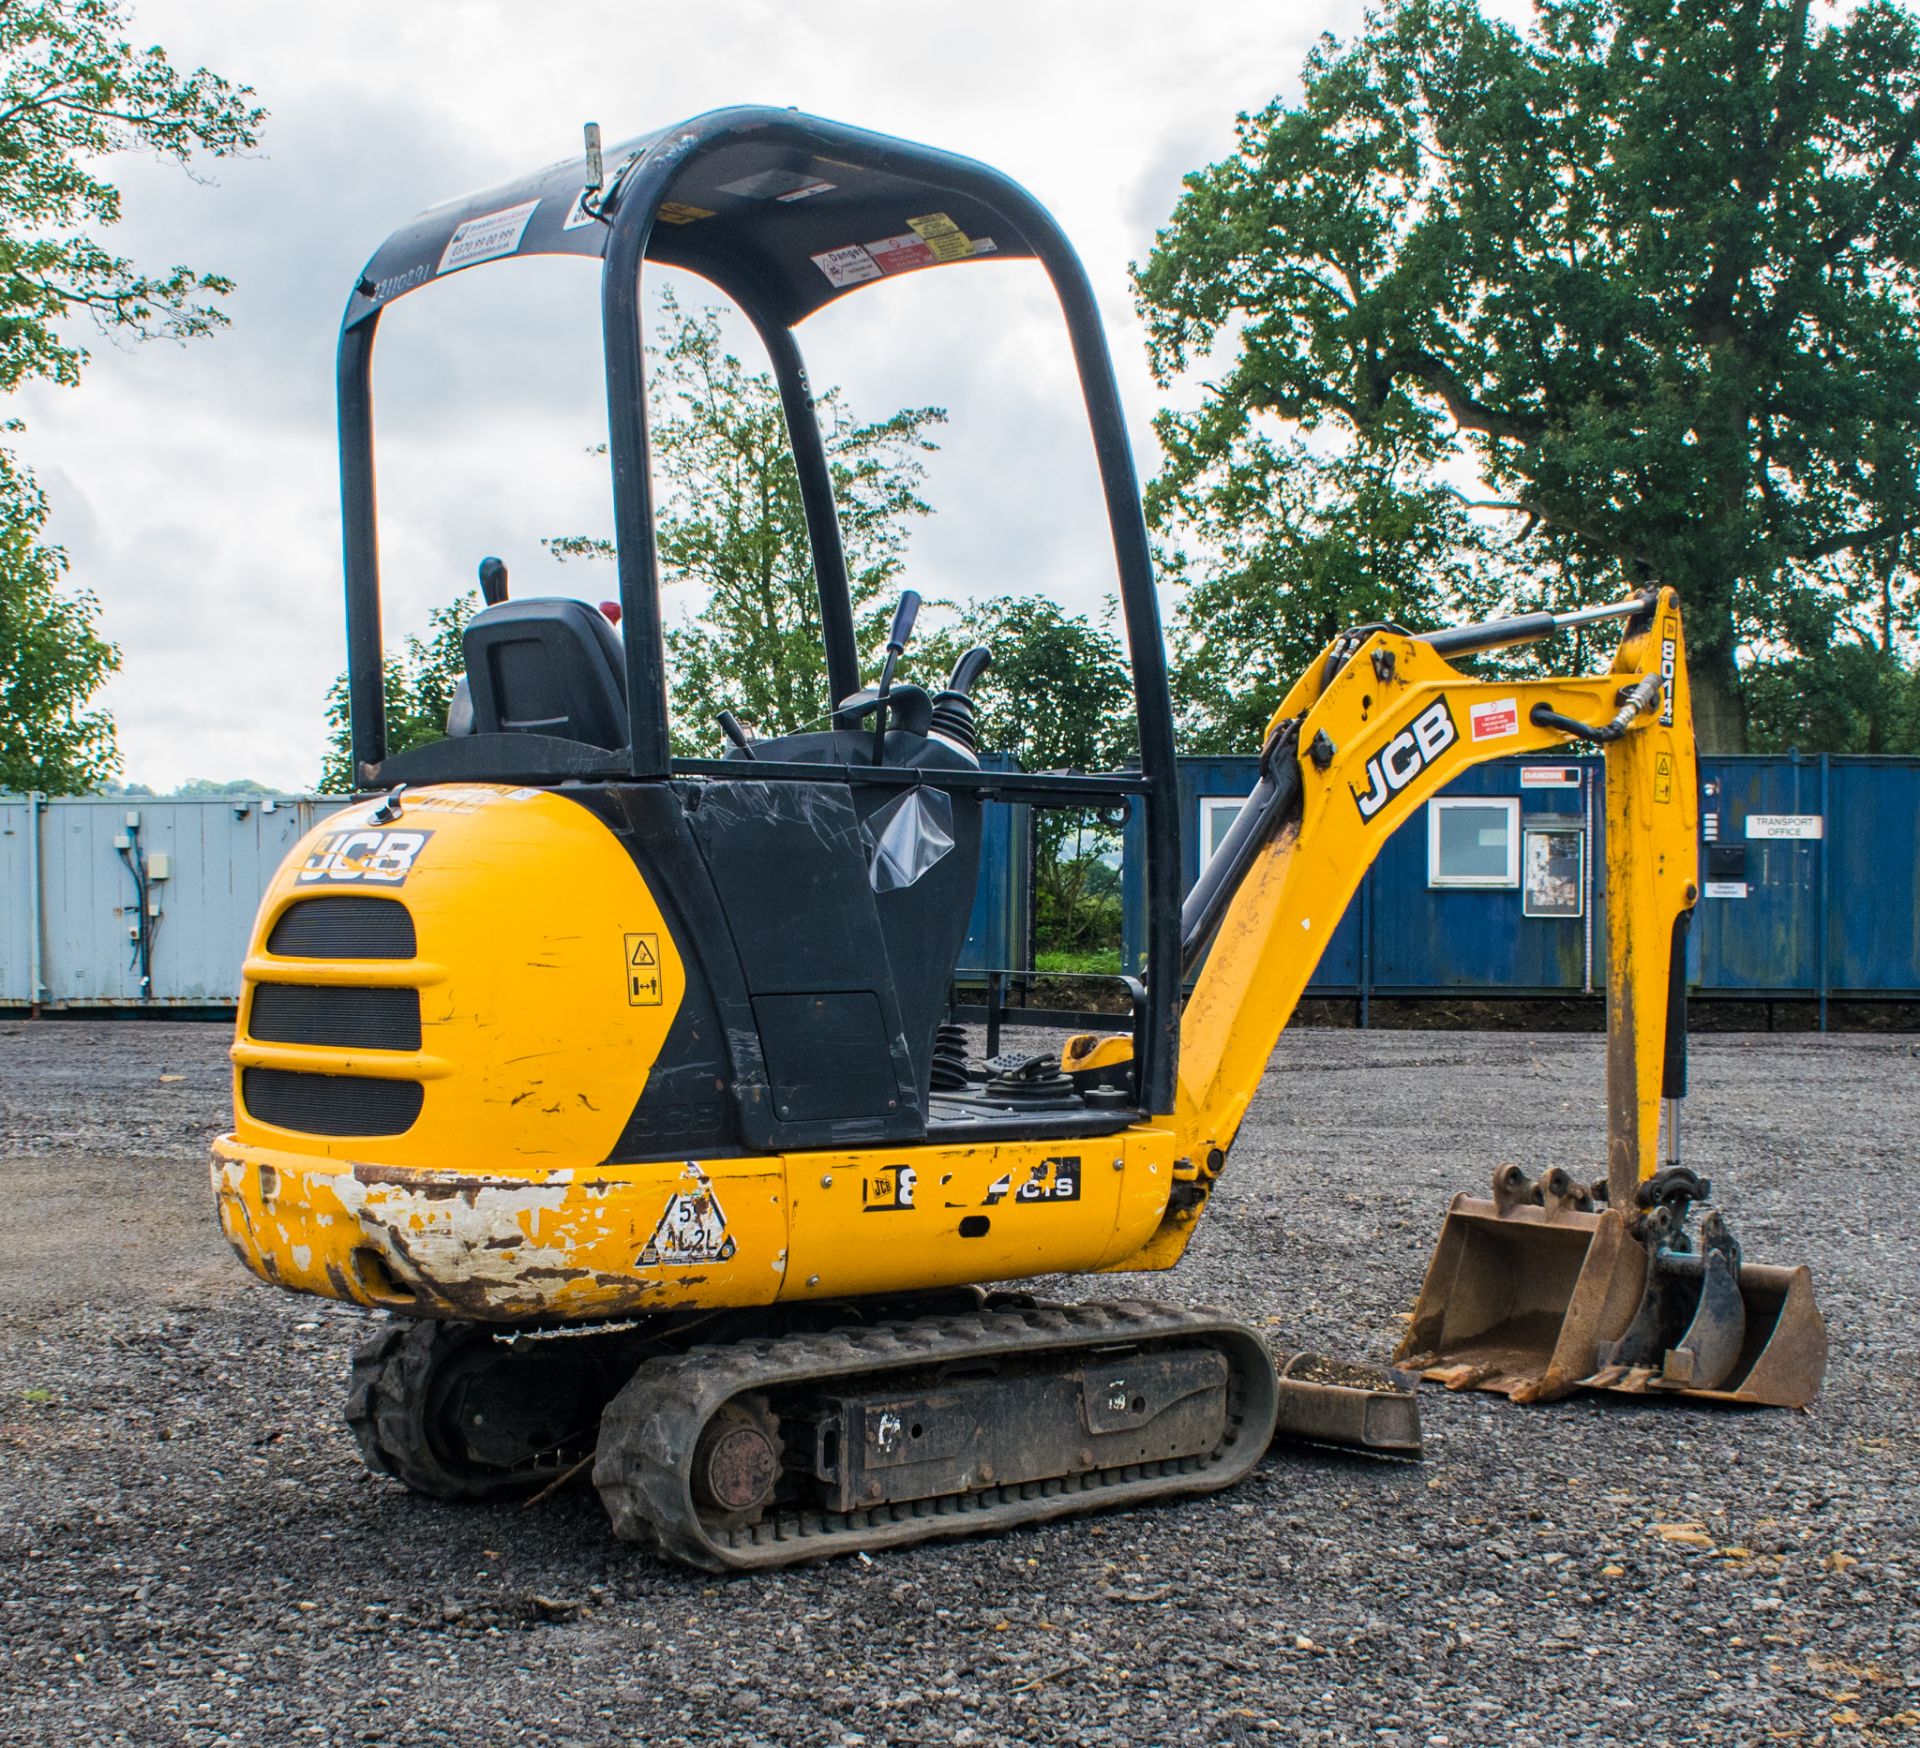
248,984,422,1052
241,1067,423,1137
267,897,416,960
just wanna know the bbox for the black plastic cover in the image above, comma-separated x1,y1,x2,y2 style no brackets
343,108,1034,335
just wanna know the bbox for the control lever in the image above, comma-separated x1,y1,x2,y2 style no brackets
872,589,921,766
717,710,757,759
929,644,993,754
478,556,509,605
945,644,991,697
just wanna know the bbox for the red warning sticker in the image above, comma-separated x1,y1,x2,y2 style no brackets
1469,697,1520,741
866,233,940,273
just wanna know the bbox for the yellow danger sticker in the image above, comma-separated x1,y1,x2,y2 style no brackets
656,202,715,225
1654,752,1673,804
625,933,663,1005
907,211,974,261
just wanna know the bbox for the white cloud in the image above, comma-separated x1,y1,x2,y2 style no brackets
13,0,1363,790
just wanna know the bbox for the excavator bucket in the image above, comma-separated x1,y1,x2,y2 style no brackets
1392,589,1826,1412
1393,1166,1827,1407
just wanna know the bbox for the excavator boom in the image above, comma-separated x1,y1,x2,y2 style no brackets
1101,587,1822,1407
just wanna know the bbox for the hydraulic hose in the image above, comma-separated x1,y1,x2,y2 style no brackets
1179,721,1304,978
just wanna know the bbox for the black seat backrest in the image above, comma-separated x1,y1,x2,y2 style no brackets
463,598,627,749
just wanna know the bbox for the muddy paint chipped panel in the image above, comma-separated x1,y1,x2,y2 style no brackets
209,1138,788,1320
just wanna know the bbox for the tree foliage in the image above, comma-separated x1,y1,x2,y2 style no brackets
319,593,477,792
0,1,262,790
0,1,262,391
551,290,945,752
1153,435,1508,753
0,444,117,789
956,595,1136,777
948,595,1136,959
1137,0,1920,751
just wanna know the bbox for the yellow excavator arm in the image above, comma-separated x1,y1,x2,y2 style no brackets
1111,587,1819,1410
1105,587,1697,1274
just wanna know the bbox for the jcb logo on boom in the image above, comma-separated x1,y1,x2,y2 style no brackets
1349,699,1458,821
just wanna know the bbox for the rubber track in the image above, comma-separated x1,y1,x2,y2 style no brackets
592,1298,1280,1571
345,1319,545,1502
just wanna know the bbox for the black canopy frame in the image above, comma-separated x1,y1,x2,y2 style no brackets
334,105,1182,1112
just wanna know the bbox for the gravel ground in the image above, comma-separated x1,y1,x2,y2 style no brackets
0,1018,1915,1747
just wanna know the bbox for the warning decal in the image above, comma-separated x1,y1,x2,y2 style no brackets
906,212,974,262
437,200,539,274
811,244,882,288
811,215,998,288
866,232,940,273
1469,697,1520,742
1653,752,1673,804
624,933,663,1006
638,1183,736,1266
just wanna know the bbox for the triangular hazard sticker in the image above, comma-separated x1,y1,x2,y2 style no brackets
630,936,657,965
637,1187,736,1266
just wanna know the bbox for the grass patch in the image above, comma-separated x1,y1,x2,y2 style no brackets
1035,949,1123,976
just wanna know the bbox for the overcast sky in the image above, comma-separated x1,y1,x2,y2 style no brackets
16,0,1382,792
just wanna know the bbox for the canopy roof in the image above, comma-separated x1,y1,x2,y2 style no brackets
344,106,1039,331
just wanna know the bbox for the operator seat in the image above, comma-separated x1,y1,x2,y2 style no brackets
460,598,628,749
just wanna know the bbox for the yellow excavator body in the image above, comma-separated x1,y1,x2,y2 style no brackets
215,589,1823,1413
216,106,1823,1568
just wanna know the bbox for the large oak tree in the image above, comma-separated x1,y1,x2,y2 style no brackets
1137,0,1920,750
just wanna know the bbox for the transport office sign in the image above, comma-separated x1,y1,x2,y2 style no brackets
1745,814,1824,841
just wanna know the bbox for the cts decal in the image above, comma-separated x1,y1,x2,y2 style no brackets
1660,634,1677,726
1350,699,1458,820
1017,1157,1081,1204
296,829,433,886
980,1157,1082,1206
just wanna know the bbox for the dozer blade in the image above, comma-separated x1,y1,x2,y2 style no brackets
1394,1167,1827,1408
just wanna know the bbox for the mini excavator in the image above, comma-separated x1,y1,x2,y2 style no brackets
213,108,1825,1571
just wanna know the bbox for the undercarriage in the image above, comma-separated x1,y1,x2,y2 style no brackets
347,1295,1280,1570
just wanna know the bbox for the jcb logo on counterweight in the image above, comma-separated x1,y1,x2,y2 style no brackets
1350,699,1458,820
297,829,433,885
